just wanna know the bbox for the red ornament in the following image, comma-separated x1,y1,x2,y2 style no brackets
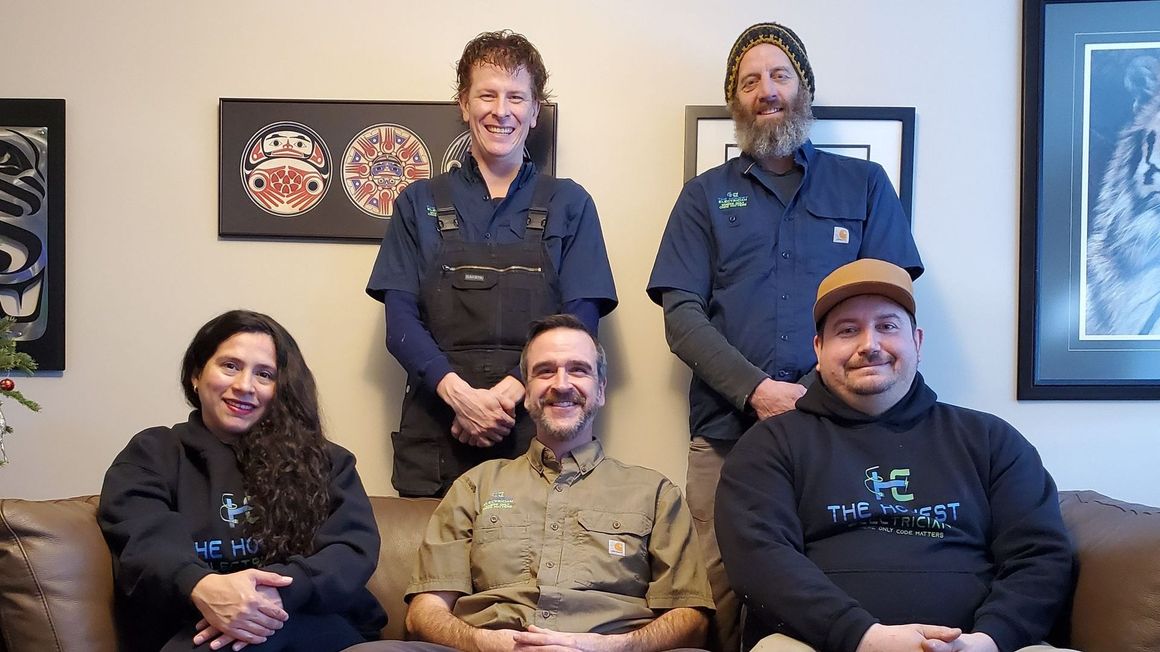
0,379,14,391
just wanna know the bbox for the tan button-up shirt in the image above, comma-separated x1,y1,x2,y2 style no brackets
407,438,713,634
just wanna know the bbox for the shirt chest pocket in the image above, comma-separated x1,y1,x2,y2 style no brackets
571,510,652,597
710,210,775,287
802,194,867,274
471,512,532,590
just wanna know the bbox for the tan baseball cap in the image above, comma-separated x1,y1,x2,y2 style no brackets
813,259,915,325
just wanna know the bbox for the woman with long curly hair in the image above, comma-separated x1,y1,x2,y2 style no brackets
99,310,386,652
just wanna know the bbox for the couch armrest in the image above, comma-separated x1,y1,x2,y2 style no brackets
0,496,117,652
1059,490,1160,652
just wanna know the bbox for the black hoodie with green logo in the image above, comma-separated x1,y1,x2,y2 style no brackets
716,374,1072,652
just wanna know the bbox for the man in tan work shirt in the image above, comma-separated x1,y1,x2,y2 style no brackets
351,314,713,652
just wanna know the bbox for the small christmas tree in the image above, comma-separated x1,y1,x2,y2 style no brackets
0,316,40,466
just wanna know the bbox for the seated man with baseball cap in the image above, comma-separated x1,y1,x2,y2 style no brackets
716,259,1075,652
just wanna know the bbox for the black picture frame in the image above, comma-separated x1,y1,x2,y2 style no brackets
219,98,557,242
1018,0,1160,399
0,99,65,371
683,105,916,221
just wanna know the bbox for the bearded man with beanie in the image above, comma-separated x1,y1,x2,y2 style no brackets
715,259,1075,652
648,22,923,650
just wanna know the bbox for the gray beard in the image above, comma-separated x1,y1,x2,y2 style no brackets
732,93,815,160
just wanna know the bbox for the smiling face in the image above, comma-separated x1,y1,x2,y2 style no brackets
734,44,800,121
524,327,605,451
460,63,540,170
731,43,813,160
814,294,923,415
192,331,278,442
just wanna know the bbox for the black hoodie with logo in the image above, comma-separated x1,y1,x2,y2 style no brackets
715,374,1072,652
98,412,386,651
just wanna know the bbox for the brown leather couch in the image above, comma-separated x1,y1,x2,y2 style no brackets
1,491,1158,651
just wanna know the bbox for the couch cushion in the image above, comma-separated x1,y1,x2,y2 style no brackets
366,496,439,641
0,496,118,652
1059,490,1160,652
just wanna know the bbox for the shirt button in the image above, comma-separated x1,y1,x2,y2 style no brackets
728,216,737,223
484,232,492,239
546,561,555,568
613,521,621,529
780,335,789,341
490,516,498,523
781,251,791,259
542,611,551,618
780,294,789,300
554,485,563,492
551,523,559,531
777,370,790,378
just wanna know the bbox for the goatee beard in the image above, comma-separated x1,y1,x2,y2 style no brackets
531,393,596,442
732,91,814,160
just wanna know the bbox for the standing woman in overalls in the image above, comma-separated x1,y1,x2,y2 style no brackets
367,30,617,497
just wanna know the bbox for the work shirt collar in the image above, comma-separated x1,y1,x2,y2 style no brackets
527,437,605,479
462,151,538,193
738,139,816,192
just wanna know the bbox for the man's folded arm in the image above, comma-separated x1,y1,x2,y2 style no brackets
662,288,768,410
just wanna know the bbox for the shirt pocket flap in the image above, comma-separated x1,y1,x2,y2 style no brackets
451,267,500,290
476,511,530,541
576,510,652,536
805,192,869,222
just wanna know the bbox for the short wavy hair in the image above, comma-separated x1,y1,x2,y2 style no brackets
182,309,330,564
455,30,550,104
520,314,606,384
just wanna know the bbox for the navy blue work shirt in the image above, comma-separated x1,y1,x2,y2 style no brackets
367,157,618,385
647,141,923,441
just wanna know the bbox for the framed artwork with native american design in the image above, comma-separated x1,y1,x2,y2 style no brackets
0,99,65,371
219,98,557,241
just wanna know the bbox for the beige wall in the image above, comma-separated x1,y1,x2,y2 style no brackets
2,0,1157,505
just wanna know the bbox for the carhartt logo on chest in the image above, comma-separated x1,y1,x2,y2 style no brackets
717,191,748,210
833,227,850,244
